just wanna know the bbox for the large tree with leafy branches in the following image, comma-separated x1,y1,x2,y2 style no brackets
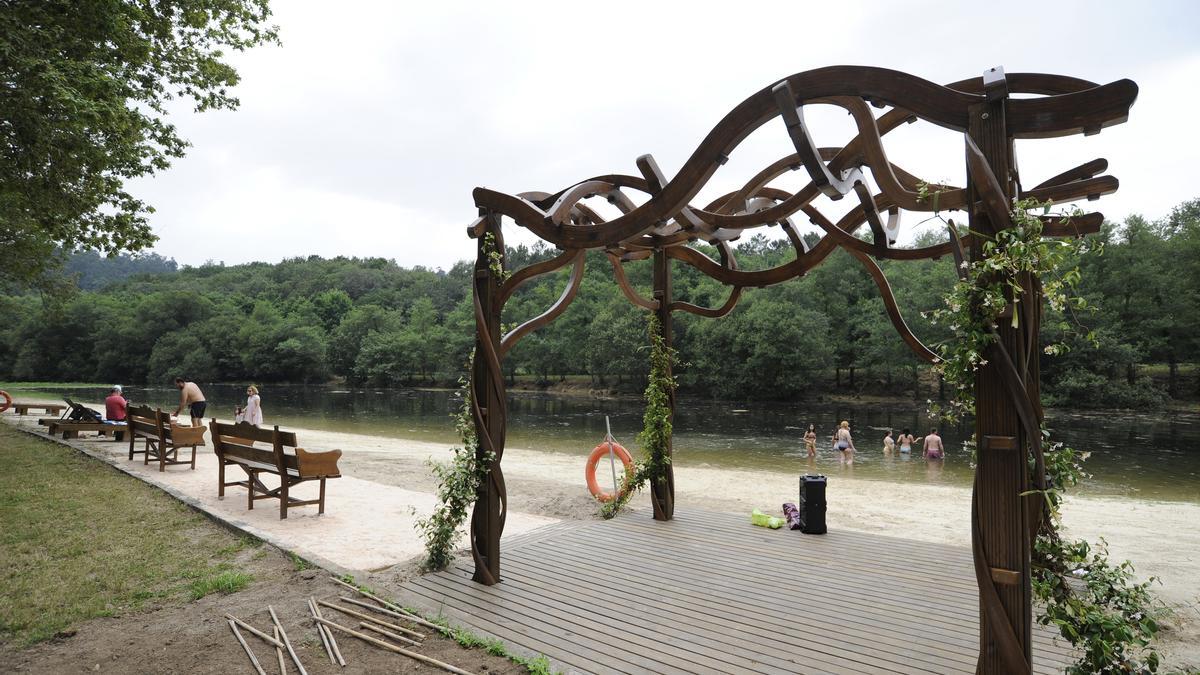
0,0,279,288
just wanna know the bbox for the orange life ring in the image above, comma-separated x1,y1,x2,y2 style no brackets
0,390,10,413
585,441,634,503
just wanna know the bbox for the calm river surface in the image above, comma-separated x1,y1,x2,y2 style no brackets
15,384,1200,503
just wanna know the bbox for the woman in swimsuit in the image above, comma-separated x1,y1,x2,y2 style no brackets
836,420,856,465
899,428,913,454
882,429,895,454
803,424,817,458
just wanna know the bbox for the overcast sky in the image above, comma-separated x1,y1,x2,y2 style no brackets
130,0,1200,270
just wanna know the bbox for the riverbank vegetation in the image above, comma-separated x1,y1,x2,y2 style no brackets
1,199,1196,409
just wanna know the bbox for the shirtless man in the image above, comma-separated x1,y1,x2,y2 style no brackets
173,377,207,428
922,427,944,460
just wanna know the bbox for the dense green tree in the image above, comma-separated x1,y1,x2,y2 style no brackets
0,0,278,288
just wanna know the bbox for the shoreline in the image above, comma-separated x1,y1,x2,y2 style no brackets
5,382,1199,416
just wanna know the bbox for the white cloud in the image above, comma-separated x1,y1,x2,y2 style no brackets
129,0,1200,268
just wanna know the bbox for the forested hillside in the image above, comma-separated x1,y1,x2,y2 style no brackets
2,199,1197,407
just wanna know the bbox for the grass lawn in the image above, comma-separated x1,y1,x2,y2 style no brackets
0,423,261,647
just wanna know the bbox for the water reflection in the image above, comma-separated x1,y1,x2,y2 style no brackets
21,384,1200,503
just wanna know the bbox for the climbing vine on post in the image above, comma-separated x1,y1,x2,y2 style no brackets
929,200,1162,673
599,313,677,519
417,362,495,571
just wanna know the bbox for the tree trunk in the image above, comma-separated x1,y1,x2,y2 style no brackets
849,366,856,388
1126,362,1136,387
835,367,841,389
1168,355,1178,399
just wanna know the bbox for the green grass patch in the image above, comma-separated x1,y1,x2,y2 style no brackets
288,551,313,571
188,571,254,600
0,424,258,646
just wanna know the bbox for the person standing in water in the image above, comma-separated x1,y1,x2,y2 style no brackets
835,420,856,464
922,428,945,460
898,428,914,454
803,424,817,458
882,429,895,455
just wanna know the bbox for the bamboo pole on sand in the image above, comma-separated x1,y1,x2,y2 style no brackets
313,598,346,667
307,598,334,665
268,605,308,675
359,620,421,647
316,599,423,640
228,620,267,675
225,614,285,649
273,626,286,675
328,577,443,632
312,616,476,675
338,598,428,638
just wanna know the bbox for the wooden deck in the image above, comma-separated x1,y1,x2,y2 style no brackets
399,509,1072,674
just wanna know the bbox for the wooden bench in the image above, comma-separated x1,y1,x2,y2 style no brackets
209,420,342,519
11,402,67,416
126,405,205,472
47,420,127,441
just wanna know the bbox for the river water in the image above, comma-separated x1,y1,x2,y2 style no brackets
15,383,1199,503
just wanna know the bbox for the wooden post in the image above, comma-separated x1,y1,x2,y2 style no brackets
470,208,507,585
650,249,676,521
967,67,1033,674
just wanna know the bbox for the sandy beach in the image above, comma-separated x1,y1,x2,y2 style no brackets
4,405,1197,668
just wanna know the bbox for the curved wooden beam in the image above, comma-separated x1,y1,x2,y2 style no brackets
669,242,744,318
499,255,586,357
499,249,582,305
846,249,938,363
607,253,659,310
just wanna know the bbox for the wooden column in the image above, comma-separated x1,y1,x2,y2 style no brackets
470,209,507,585
967,68,1032,674
650,248,676,521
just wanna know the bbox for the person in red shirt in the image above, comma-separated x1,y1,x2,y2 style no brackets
105,385,127,421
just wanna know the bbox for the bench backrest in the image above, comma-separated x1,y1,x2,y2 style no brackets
127,405,206,446
209,420,339,478
127,405,169,440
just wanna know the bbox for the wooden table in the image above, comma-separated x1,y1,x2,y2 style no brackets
11,403,67,416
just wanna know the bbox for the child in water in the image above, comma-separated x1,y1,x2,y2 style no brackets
803,424,817,458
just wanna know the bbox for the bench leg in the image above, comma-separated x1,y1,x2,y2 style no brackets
247,470,256,510
114,431,124,442
128,431,135,460
279,479,288,520
318,478,327,515
190,445,197,470
218,460,225,499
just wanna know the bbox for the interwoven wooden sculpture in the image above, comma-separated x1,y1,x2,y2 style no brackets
465,65,1136,673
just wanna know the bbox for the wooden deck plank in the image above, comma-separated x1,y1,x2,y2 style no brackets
399,508,1073,674
496,542,983,673
488,556,964,675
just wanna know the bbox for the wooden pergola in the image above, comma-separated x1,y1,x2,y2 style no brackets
463,66,1137,673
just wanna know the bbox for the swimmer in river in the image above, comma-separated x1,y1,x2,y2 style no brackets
835,420,856,465
899,428,914,454
804,424,817,458
922,428,944,460
883,429,895,455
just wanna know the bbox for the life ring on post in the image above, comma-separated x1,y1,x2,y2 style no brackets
585,441,634,503
0,390,11,413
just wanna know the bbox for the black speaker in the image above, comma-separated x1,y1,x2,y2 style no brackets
799,474,827,534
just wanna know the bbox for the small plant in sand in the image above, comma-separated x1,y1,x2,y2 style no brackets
417,357,494,571
928,198,1163,673
599,313,676,519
